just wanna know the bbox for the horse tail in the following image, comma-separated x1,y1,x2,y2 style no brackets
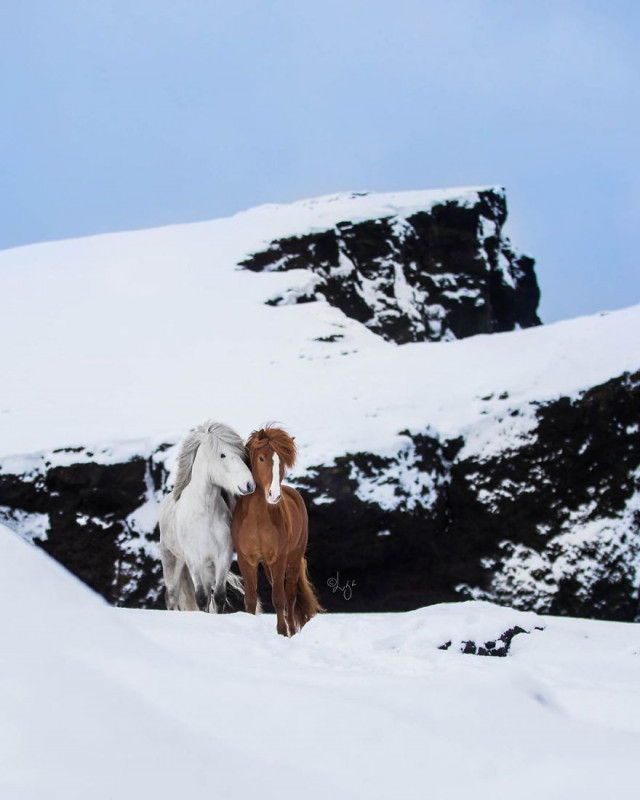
225,570,244,597
294,558,324,630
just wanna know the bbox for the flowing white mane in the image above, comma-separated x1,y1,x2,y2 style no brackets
172,421,246,500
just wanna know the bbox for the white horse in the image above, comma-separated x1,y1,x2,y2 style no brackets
159,421,255,612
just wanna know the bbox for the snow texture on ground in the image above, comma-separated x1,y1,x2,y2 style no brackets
3,524,639,800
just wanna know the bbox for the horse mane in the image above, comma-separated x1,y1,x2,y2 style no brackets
247,424,297,470
172,421,245,500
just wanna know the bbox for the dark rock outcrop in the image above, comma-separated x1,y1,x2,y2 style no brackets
0,450,167,608
438,625,544,657
296,370,640,620
1,371,637,621
449,371,640,621
240,188,541,343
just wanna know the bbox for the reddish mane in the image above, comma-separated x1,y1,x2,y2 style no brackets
247,424,297,470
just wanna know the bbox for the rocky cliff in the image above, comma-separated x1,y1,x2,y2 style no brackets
1,367,638,619
240,188,540,343
1,187,638,621
294,369,640,620
0,447,166,608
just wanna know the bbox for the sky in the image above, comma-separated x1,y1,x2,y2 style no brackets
1,0,639,323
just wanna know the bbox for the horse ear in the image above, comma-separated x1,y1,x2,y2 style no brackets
292,437,296,441
258,429,266,440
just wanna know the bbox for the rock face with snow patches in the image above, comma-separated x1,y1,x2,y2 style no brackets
240,188,540,343
1,187,638,621
1,371,638,620
293,370,640,620
0,447,166,607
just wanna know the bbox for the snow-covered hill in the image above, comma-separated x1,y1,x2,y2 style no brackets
1,187,639,618
2,523,639,800
0,186,540,458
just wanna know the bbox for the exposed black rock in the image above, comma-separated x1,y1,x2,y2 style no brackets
1,370,638,621
0,451,168,608
239,189,541,343
438,625,543,656
448,370,640,621
296,370,640,620
292,433,463,613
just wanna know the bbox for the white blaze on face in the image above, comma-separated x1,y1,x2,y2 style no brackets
268,452,281,504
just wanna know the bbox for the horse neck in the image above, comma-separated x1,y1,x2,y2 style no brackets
257,484,293,539
184,444,222,507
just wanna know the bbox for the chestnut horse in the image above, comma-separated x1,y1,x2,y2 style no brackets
232,425,323,636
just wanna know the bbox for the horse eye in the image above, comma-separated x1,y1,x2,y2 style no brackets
220,453,226,459
259,456,265,462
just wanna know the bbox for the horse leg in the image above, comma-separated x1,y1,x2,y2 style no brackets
187,562,213,613
160,544,182,610
177,566,198,610
285,558,302,635
190,557,230,614
194,582,210,612
200,559,228,614
237,554,259,615
212,547,233,613
271,557,289,637
212,579,226,613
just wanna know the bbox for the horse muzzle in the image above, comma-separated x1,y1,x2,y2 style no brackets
238,480,256,496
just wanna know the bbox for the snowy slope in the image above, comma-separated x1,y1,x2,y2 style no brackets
2,523,640,800
0,187,638,466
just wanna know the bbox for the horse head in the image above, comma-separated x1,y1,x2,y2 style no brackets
181,423,255,498
247,425,296,505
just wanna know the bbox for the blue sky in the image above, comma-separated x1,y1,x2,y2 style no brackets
2,1,639,323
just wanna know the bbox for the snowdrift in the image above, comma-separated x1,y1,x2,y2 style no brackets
2,524,640,800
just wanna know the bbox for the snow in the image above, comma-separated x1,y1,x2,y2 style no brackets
350,437,445,511
1,187,639,474
2,523,639,800
0,507,49,543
